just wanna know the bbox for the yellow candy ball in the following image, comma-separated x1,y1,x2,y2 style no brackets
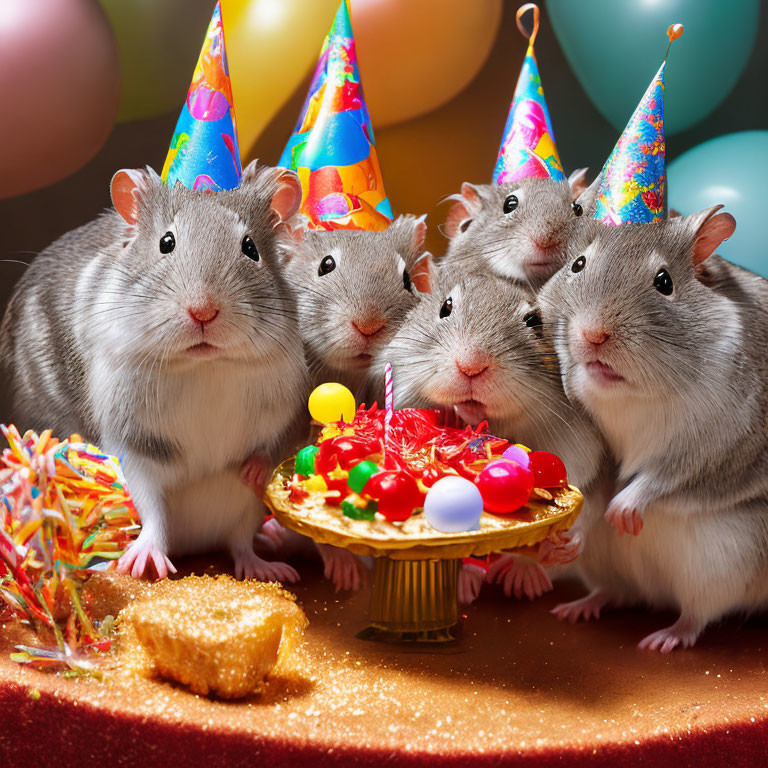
308,383,356,424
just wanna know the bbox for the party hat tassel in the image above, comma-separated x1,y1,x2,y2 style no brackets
594,24,684,225
278,0,393,231
493,3,566,185
161,2,242,192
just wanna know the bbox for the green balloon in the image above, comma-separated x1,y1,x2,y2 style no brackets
548,0,759,135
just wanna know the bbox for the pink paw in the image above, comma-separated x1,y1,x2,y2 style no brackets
486,553,553,600
551,590,610,623
638,620,700,653
538,529,583,566
240,452,272,496
458,563,485,604
117,535,176,580
605,500,643,536
317,544,368,592
233,549,299,583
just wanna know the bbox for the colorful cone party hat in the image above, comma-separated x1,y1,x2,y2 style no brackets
493,4,565,185
161,2,242,192
277,0,392,231
594,24,684,225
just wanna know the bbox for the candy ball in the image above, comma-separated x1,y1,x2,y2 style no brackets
424,476,483,533
308,383,356,423
528,451,568,488
365,470,423,522
475,460,534,514
348,460,379,494
295,445,319,476
502,444,530,469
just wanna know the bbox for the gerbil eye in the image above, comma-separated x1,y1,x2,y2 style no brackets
241,235,259,261
503,194,519,214
159,231,175,254
459,219,472,233
403,268,412,292
439,296,453,319
571,255,586,273
524,312,542,328
318,255,336,276
572,202,583,217
654,268,673,296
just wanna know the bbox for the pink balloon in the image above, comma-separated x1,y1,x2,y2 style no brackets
0,0,120,198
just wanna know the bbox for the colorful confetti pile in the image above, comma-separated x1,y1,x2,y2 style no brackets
0,425,140,673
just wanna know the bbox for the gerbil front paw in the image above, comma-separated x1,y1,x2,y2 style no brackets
538,529,583,566
486,553,552,600
551,589,611,623
239,452,272,496
458,563,485,604
117,533,177,580
638,617,701,653
317,543,368,592
233,549,300,584
605,491,644,536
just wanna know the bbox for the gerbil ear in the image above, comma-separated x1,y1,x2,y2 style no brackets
391,214,427,263
110,169,149,225
568,168,589,202
241,159,264,183
411,251,435,293
270,170,302,224
442,183,482,238
575,173,601,218
683,206,737,265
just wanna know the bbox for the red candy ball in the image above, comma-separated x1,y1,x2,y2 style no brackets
475,460,534,514
528,451,568,488
365,470,423,522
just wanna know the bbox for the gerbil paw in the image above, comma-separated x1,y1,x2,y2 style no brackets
487,553,553,601
458,564,485,604
233,549,300,584
638,618,701,653
538,529,583,566
239,452,272,496
605,494,644,536
317,544,368,592
117,534,176,580
551,589,610,623
258,517,291,553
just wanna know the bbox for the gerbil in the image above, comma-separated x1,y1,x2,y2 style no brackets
282,215,429,394
539,203,768,651
0,161,309,583
368,269,609,601
439,169,593,290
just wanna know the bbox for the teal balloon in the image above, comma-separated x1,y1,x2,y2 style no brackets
668,131,768,277
547,0,759,135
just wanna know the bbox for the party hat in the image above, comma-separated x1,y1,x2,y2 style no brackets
493,4,565,185
161,2,242,192
277,0,392,231
594,24,684,225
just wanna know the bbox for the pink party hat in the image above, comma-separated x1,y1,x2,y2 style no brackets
594,24,684,225
493,4,565,185
161,2,242,192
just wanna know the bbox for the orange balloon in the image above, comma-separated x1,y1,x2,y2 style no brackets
350,0,502,127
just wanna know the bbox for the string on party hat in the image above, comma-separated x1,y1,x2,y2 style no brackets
278,0,393,231
161,2,242,192
492,3,566,185
594,24,684,225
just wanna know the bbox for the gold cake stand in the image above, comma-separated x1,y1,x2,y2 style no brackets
265,459,582,643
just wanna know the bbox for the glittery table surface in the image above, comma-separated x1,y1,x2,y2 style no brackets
1,555,768,767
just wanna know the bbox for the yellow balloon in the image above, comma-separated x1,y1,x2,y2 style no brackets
221,0,339,157
308,383,357,424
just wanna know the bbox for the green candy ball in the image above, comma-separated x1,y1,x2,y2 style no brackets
347,460,379,494
295,445,319,476
341,498,377,521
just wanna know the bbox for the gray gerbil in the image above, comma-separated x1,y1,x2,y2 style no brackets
0,160,309,583
281,215,429,394
439,169,593,290
538,203,768,651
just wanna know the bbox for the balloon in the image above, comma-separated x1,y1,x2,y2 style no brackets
308,383,356,423
351,0,502,127
424,476,483,533
99,0,215,122
222,0,341,157
0,0,120,199
668,131,768,277
548,0,759,135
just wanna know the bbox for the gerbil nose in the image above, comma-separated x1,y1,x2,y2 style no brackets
188,302,220,326
456,358,489,379
581,327,609,346
533,236,562,250
353,317,386,337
